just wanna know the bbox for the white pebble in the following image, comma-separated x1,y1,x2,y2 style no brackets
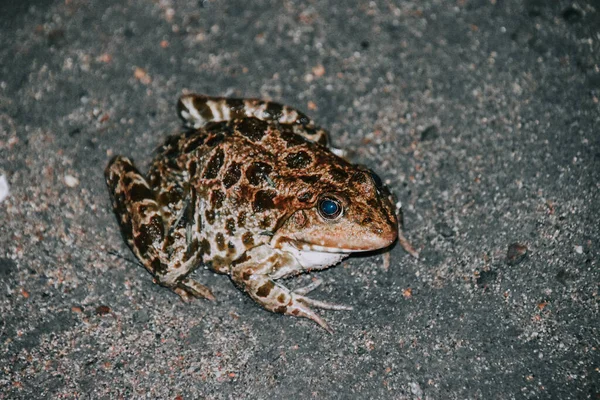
64,174,80,188
410,382,423,397
574,245,583,254
0,175,9,203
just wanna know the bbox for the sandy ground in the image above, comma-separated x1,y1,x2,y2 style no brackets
1,0,598,398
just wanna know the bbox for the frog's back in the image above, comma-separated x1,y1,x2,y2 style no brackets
147,118,350,273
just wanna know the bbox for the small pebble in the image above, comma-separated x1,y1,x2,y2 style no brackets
0,175,9,203
64,174,79,187
507,242,528,265
420,125,439,141
574,245,583,254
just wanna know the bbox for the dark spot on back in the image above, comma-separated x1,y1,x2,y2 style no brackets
330,168,348,182
237,211,247,227
245,162,273,186
279,129,307,147
236,117,268,142
210,189,225,209
299,175,319,184
205,209,215,225
215,233,226,251
253,190,276,213
223,162,241,189
199,238,211,256
225,218,236,235
226,242,236,257
242,232,254,247
204,148,224,179
284,151,312,169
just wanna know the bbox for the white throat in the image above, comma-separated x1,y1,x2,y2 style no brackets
279,242,349,269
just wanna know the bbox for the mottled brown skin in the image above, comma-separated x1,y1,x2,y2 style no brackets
105,94,399,332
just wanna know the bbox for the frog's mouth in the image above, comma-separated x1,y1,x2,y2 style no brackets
288,241,357,254
272,234,381,256
273,229,397,254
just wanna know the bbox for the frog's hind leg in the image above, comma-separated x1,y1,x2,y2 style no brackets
105,156,215,301
178,94,315,128
105,156,160,256
230,247,351,333
177,94,349,157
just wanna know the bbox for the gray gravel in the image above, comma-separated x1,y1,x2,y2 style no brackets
1,0,598,399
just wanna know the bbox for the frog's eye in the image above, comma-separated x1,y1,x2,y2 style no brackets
317,196,343,220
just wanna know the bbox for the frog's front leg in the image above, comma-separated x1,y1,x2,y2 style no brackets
105,156,214,301
230,246,351,333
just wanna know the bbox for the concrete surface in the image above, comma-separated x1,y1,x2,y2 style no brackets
1,0,598,398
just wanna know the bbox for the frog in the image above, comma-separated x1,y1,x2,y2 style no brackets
105,94,400,332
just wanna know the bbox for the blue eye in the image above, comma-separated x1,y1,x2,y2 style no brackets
318,197,343,220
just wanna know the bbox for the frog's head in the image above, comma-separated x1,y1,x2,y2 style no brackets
272,166,399,254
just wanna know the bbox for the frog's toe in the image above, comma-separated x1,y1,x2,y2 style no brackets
296,295,353,311
285,294,353,334
175,278,216,302
285,300,333,334
292,279,322,295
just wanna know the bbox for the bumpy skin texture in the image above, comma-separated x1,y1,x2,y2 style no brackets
105,94,399,332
